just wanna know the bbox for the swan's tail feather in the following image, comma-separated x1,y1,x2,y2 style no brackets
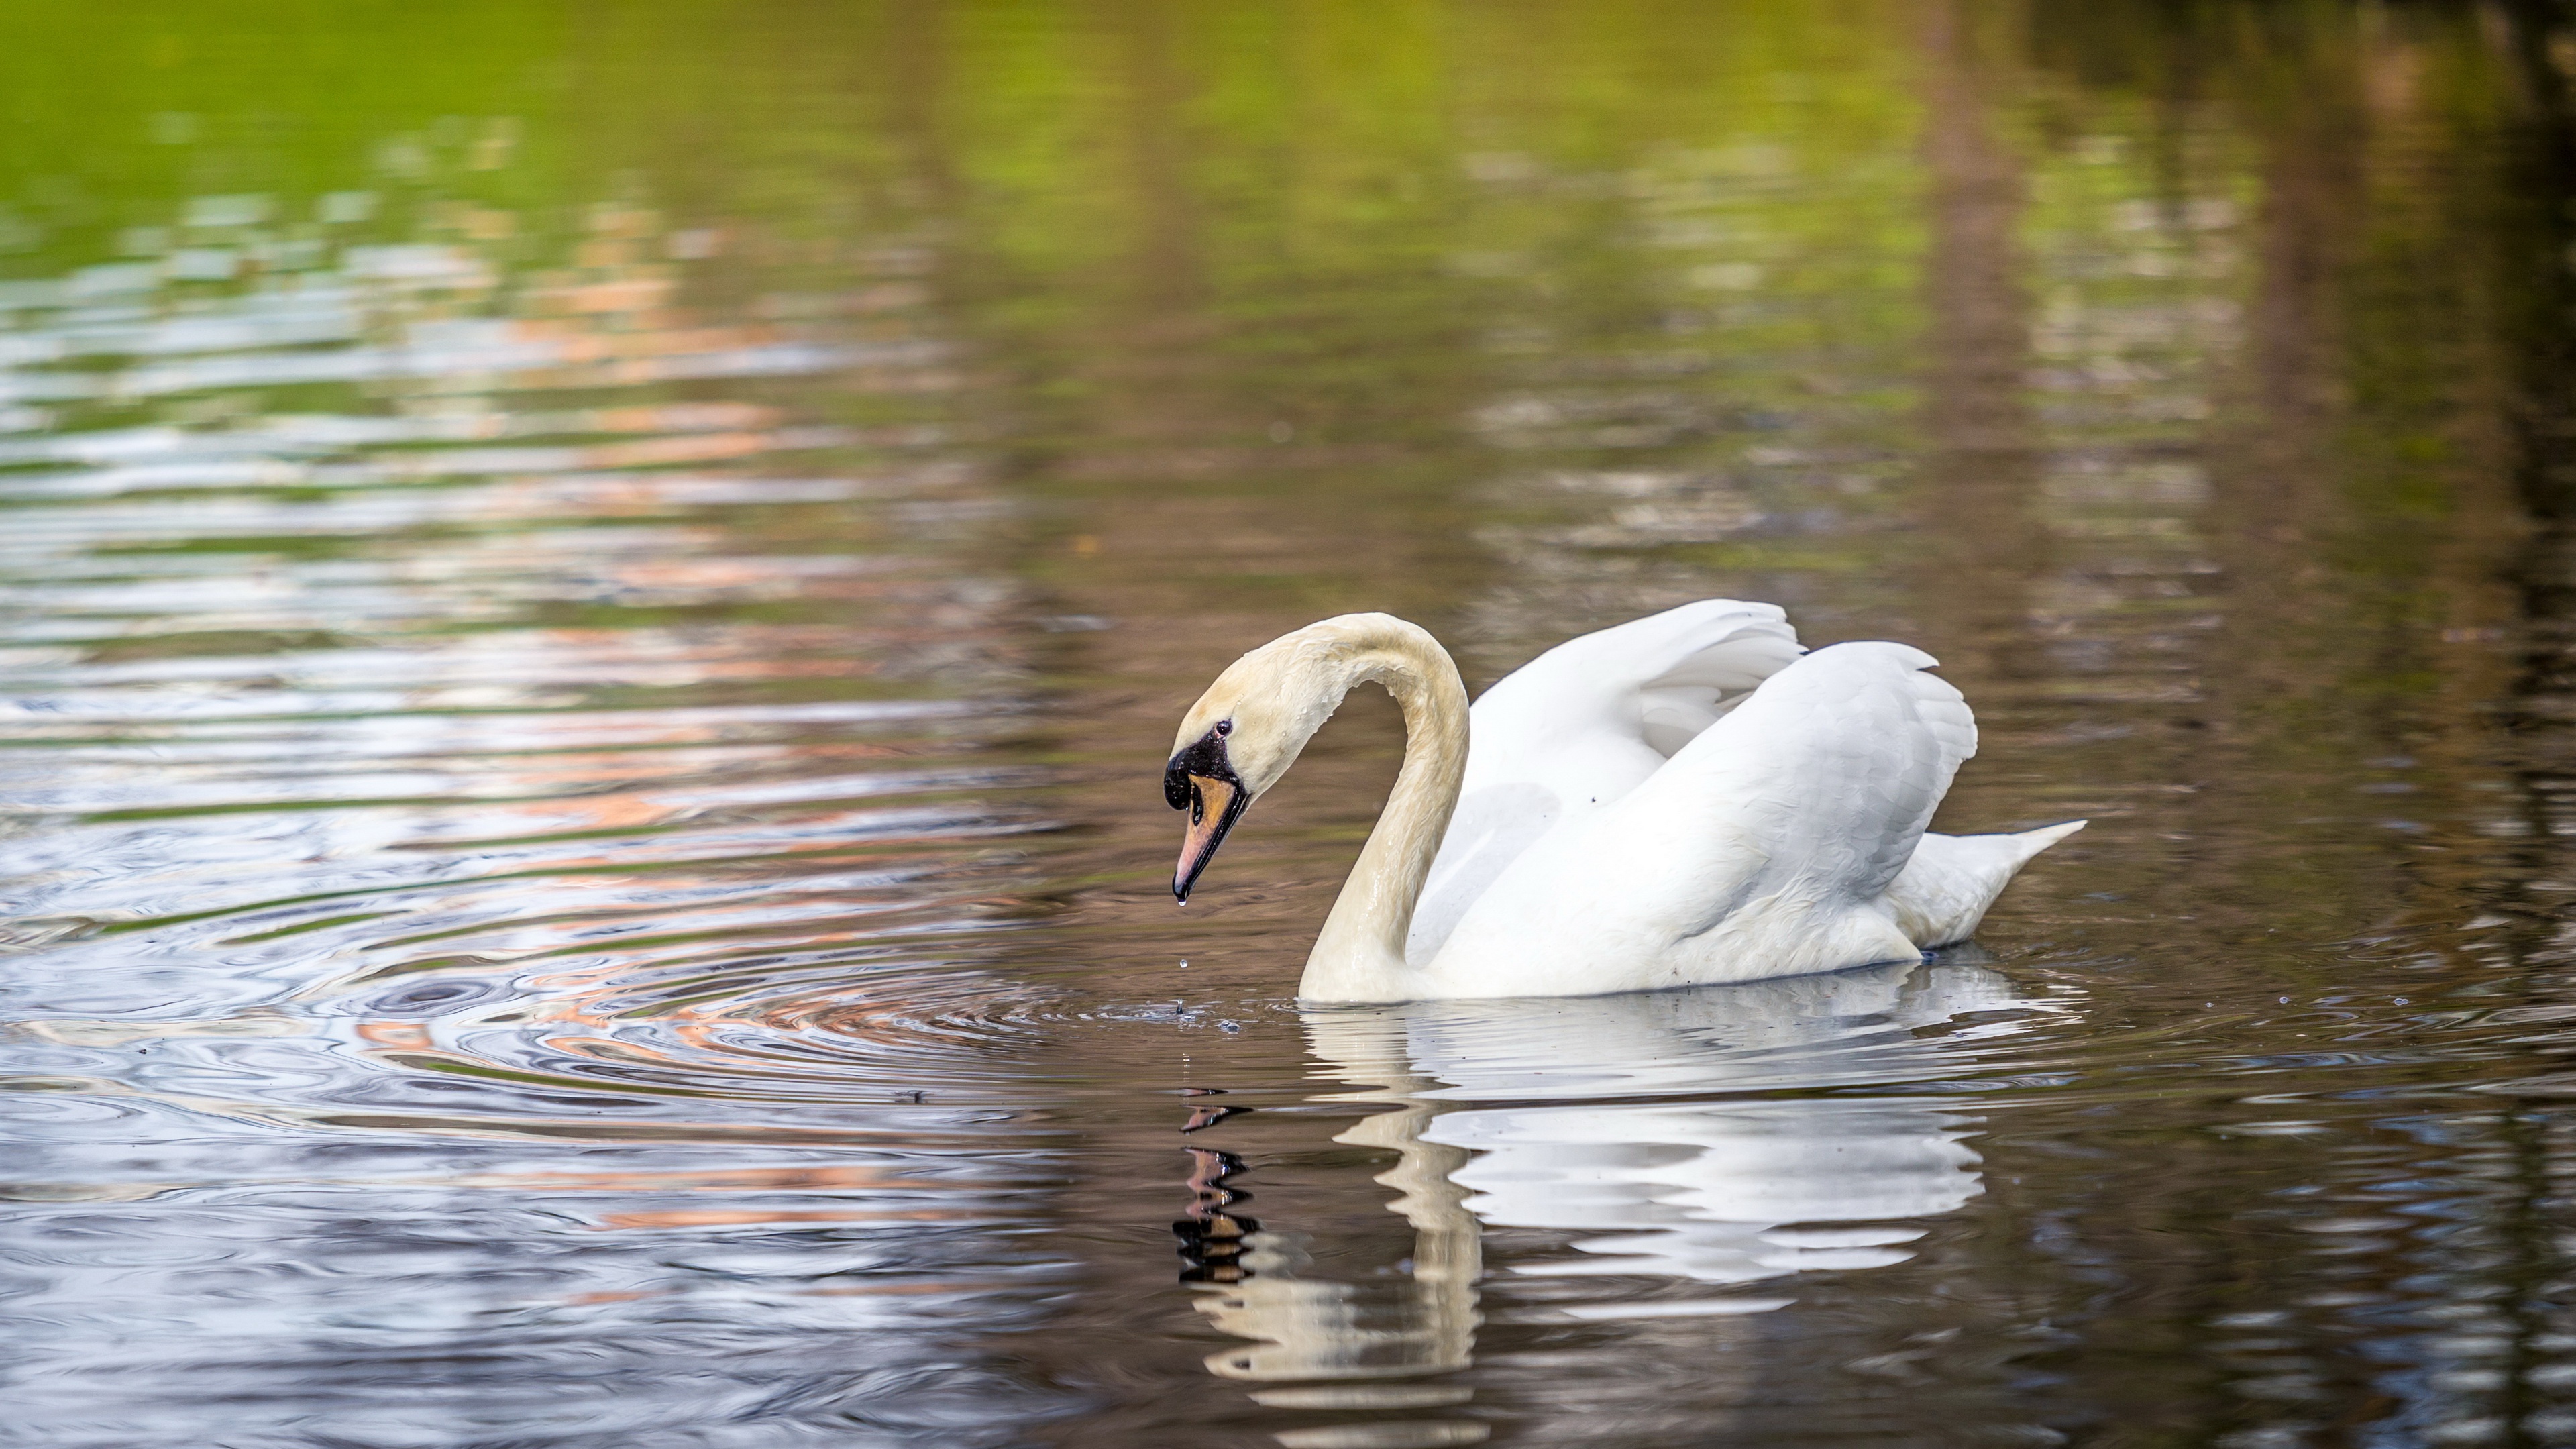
1886,820,2085,949
2008,818,2087,863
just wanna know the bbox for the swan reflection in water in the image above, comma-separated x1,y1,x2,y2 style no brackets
1179,957,2075,1388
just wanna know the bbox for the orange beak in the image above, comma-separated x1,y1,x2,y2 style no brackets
1172,773,1248,902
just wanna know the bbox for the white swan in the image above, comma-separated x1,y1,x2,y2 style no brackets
1164,605,2082,1002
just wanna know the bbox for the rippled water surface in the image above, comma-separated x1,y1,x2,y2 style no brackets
9,3,2576,1445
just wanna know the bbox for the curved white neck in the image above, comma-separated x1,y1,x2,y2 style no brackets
1298,627,1469,1002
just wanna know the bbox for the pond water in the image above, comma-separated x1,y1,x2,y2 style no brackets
6,3,2576,1445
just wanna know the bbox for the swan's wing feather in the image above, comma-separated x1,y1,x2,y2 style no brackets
1405,780,1560,965
1652,641,1974,922
1635,608,1808,756
1464,598,1804,798
1426,642,1976,993
1585,597,1805,694
1410,600,1805,965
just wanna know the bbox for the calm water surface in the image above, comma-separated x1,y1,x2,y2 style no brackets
7,3,2576,1445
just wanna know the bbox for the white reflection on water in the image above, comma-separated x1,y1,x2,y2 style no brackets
0,180,1034,1036
1195,959,2073,1383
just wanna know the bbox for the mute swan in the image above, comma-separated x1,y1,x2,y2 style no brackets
1164,606,2081,1003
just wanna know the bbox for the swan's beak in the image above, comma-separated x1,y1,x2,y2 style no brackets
1166,729,1250,902
1172,774,1247,901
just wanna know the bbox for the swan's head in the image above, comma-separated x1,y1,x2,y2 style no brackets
1165,619,1397,901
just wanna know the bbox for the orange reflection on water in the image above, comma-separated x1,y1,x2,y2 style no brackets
592,1208,968,1230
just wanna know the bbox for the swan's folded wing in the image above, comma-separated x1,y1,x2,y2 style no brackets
1405,780,1560,965
1409,599,1805,965
1467,598,1805,802
1649,641,1975,925
1424,640,1980,993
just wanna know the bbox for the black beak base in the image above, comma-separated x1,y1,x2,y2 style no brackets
1166,729,1249,902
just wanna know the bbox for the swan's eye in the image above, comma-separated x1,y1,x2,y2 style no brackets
1214,719,1232,737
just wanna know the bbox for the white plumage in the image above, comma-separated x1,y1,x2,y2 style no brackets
1409,600,2082,972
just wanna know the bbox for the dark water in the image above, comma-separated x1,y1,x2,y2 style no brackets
7,3,2576,1444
